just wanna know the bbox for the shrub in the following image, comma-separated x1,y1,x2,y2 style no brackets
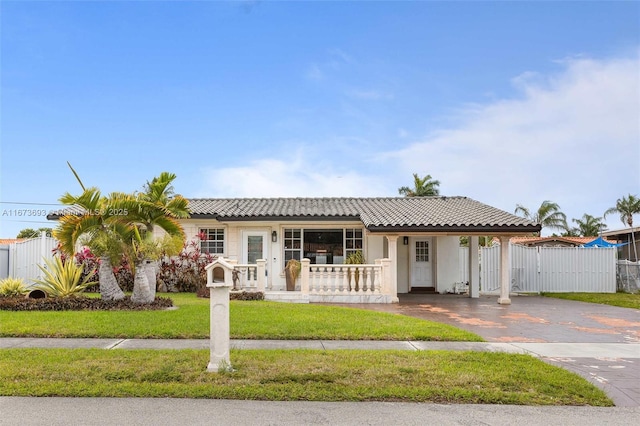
197,289,264,301
33,256,97,297
0,278,29,297
0,295,173,311
157,239,216,293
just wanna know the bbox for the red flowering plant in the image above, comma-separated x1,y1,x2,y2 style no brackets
51,243,101,292
157,236,216,293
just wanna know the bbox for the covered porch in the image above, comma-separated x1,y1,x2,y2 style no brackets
209,234,517,305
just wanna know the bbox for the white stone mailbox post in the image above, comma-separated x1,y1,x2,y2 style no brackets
205,258,234,372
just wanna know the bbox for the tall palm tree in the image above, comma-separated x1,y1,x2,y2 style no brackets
605,194,640,261
398,173,441,197
54,188,129,301
514,200,567,235
572,214,607,237
111,173,189,303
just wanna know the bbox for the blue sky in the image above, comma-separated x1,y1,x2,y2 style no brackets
1,1,639,238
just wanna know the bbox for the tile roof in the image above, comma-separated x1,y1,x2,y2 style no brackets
0,238,24,245
509,236,612,246
187,197,540,233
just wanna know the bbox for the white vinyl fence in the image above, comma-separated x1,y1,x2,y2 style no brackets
481,244,616,293
6,234,58,284
0,244,9,279
459,247,470,283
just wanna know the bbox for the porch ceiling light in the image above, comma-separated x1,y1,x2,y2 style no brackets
272,231,277,243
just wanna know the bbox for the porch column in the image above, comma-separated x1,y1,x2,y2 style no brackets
300,258,310,295
386,235,399,303
256,259,266,292
468,236,480,298
498,236,511,305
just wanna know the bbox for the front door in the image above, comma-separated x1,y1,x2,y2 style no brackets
243,231,269,265
410,237,432,288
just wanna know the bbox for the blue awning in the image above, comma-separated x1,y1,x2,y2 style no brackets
582,236,628,248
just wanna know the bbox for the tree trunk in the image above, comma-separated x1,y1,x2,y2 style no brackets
99,256,125,301
131,262,154,304
144,260,158,299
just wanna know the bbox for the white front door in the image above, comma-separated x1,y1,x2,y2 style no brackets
410,237,432,288
242,231,269,265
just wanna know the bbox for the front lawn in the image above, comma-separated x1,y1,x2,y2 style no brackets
0,348,612,406
542,292,640,310
0,293,481,341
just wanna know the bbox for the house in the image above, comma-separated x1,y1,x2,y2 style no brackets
508,236,611,248
601,227,640,261
177,197,540,304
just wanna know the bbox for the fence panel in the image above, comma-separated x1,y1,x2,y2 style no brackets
0,245,9,279
480,245,500,293
458,247,469,283
538,247,616,293
480,244,616,293
8,235,58,284
617,260,640,293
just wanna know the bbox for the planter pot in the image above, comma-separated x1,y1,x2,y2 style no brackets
285,269,296,291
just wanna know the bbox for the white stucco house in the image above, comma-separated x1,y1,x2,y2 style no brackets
179,197,540,304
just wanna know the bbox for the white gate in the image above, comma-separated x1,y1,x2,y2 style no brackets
480,244,616,293
8,234,58,284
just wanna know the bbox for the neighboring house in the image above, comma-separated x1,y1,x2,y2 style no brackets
176,197,539,304
508,236,612,248
601,227,640,261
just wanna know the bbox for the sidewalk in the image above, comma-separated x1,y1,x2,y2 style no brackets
1,337,639,358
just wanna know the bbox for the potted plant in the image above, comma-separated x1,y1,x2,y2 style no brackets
345,251,366,291
284,259,301,291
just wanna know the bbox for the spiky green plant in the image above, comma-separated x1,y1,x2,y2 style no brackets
33,256,97,297
0,278,29,297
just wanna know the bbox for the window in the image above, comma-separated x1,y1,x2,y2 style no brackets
345,228,363,259
282,227,364,266
199,228,224,254
415,241,429,262
284,228,301,262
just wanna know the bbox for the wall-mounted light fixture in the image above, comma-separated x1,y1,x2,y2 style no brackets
403,236,409,245
272,231,278,243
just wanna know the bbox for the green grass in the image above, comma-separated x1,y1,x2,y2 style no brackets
0,348,612,406
542,292,640,310
0,293,481,341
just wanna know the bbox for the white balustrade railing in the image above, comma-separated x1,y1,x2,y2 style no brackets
228,258,391,297
230,259,266,292
306,263,383,294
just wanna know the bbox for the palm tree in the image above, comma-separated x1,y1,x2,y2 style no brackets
398,173,440,197
54,188,128,301
571,214,607,237
514,200,568,235
115,173,190,301
605,194,640,261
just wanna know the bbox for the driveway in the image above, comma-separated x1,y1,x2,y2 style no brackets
341,294,640,344
331,294,640,406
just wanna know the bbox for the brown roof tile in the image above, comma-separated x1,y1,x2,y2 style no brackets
187,197,539,233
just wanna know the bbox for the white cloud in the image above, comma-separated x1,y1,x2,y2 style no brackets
385,53,640,234
200,52,640,235
198,153,386,198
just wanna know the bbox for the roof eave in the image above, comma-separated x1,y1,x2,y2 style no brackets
189,214,362,222
365,224,541,234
